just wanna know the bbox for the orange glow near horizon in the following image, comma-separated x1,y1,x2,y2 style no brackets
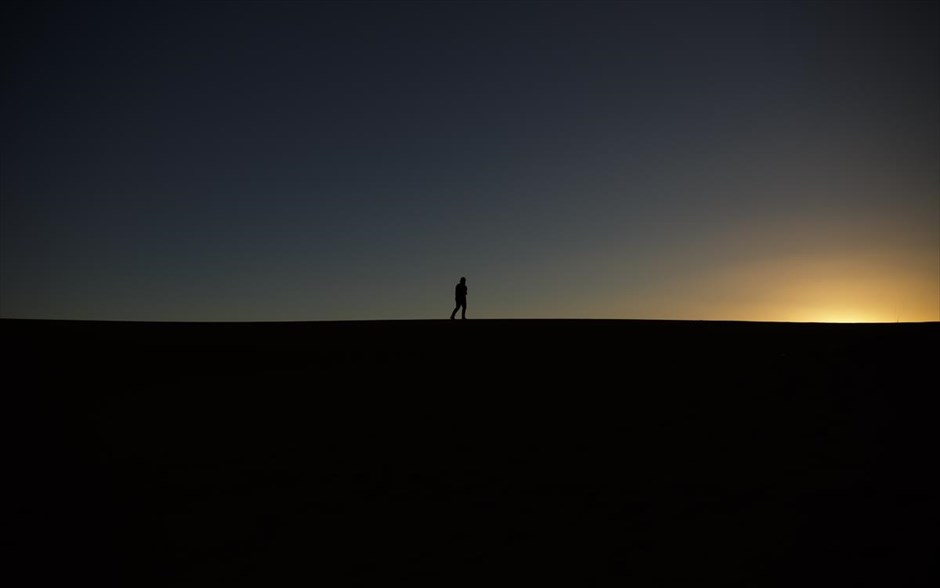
590,247,939,324
762,256,937,323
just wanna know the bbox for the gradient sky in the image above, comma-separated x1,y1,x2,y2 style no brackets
2,1,937,322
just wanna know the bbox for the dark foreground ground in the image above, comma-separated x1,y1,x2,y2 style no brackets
5,319,938,586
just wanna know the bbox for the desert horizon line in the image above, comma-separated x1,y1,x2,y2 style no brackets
2,317,937,325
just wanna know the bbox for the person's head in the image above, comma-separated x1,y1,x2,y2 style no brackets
459,277,466,284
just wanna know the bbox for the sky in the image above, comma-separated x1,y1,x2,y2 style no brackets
2,0,938,322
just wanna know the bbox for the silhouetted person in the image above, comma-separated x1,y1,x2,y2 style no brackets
450,277,467,320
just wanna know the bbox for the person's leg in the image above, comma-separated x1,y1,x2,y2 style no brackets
450,302,458,319
460,300,467,319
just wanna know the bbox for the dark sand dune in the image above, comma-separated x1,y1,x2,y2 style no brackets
6,319,937,586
